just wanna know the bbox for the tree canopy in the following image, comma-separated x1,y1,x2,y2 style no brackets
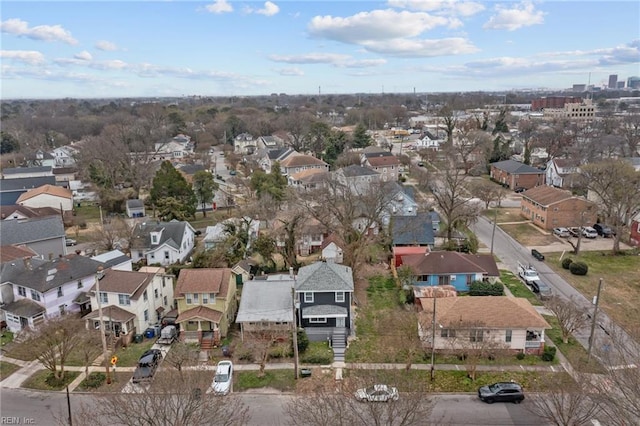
192,170,218,217
150,161,197,220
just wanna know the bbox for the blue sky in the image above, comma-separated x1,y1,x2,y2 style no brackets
1,1,639,99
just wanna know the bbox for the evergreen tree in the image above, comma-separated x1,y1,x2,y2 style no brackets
192,170,218,217
150,161,197,220
351,123,372,149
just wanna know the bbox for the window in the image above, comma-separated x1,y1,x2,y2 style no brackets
18,286,26,297
186,294,193,304
57,287,63,298
143,290,148,301
31,289,41,301
505,330,512,343
164,251,169,260
193,293,199,303
144,309,149,322
163,296,168,306
469,329,484,343
154,288,159,299
335,292,345,303
304,292,314,303
162,279,166,288
77,280,83,289
118,294,131,306
99,292,108,304
309,317,327,323
438,275,451,286
59,305,66,315
203,293,209,304
151,235,158,244
150,253,155,259
440,329,456,338
209,293,216,303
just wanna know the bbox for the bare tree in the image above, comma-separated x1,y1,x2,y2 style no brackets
77,329,103,378
453,119,492,173
164,342,199,376
468,179,500,209
385,309,424,371
545,296,588,344
526,373,602,426
240,330,289,376
71,370,250,426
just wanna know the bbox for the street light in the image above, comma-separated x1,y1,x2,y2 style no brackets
95,266,112,384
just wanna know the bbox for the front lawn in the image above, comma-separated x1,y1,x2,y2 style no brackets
1,330,14,346
0,361,21,380
500,223,557,246
500,270,542,306
235,369,296,392
22,370,80,391
111,339,155,367
543,315,605,374
300,341,333,365
75,371,131,393
544,251,640,338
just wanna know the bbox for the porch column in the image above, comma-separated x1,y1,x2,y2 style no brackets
197,320,202,331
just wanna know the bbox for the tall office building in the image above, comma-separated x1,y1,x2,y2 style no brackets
608,74,618,89
628,76,640,89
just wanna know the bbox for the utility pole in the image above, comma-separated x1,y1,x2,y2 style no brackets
587,278,604,361
490,207,498,254
292,286,299,379
66,385,73,426
95,266,112,384
430,295,437,381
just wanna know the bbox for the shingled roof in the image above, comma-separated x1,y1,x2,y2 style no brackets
402,251,499,276
0,215,65,245
521,185,575,206
295,261,354,292
491,159,543,174
175,268,232,298
130,220,193,251
16,184,72,202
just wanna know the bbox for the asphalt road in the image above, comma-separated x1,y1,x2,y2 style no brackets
0,389,546,426
471,216,635,363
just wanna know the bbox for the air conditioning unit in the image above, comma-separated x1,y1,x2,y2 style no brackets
450,275,456,280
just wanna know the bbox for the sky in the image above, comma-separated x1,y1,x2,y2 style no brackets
1,1,639,99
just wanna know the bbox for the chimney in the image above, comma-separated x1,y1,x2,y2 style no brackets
96,265,105,280
23,257,32,270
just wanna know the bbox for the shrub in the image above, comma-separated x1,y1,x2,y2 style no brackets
295,329,309,353
541,346,557,362
237,348,255,362
516,352,526,360
300,352,333,365
469,281,504,296
561,257,573,269
569,261,589,275
81,372,106,389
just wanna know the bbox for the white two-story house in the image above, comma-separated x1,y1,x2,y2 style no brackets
130,220,196,266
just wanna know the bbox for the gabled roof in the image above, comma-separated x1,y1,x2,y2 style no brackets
176,305,223,323
0,176,56,192
83,305,136,322
0,215,65,245
16,184,72,203
131,220,194,251
175,268,232,298
402,251,499,276
2,298,46,317
280,154,327,168
1,204,60,220
2,166,52,175
320,233,345,250
521,186,577,206
289,168,327,182
366,154,401,167
266,147,294,160
88,269,155,299
0,254,104,293
0,245,38,263
392,213,435,245
236,279,293,323
295,261,354,292
126,199,144,209
91,250,131,269
363,150,394,158
418,296,550,329
491,159,543,174
339,165,380,178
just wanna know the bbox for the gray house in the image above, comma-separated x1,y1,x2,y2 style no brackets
295,261,354,350
125,199,145,218
0,216,66,259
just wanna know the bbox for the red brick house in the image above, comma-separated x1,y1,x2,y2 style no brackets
490,159,545,190
520,186,596,230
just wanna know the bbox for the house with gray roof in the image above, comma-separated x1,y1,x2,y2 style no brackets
130,220,195,266
295,261,354,352
1,166,53,180
391,212,436,248
125,199,145,218
0,215,66,259
490,159,545,190
235,275,295,340
0,176,56,205
0,255,104,332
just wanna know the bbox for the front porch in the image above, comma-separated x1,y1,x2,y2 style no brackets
2,299,46,333
176,305,223,350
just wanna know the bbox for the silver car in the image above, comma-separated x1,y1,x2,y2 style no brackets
553,227,570,238
355,384,399,402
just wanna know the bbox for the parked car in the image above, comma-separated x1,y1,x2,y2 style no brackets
593,223,615,237
568,227,580,237
530,280,553,300
581,226,598,239
211,360,233,395
478,382,525,404
514,187,526,193
355,384,399,402
132,349,162,384
553,227,571,238
65,238,77,246
531,249,545,261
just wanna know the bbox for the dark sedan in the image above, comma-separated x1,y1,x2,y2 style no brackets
132,349,162,384
478,382,525,404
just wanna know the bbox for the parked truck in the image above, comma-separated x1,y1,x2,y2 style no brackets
156,325,177,345
517,262,540,286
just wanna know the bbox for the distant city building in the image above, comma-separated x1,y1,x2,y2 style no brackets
608,74,618,89
531,96,582,111
543,98,595,121
572,84,586,92
627,76,640,89
617,81,625,89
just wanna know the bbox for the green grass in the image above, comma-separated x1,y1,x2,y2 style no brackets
500,270,542,306
111,339,155,367
0,361,21,380
235,370,296,392
76,371,131,393
543,315,605,374
433,352,558,366
1,341,37,361
74,204,101,221
300,341,334,364
22,370,80,391
1,330,14,346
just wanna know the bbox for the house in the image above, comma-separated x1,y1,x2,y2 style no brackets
416,131,445,151
295,261,354,345
384,183,418,219
235,274,295,341
257,147,296,173
16,184,73,213
234,133,256,155
1,205,60,221
520,186,597,230
335,165,381,194
402,251,500,292
361,152,401,182
0,216,66,259
28,150,56,168
203,217,259,251
0,176,56,206
391,212,436,248
0,245,38,263
274,217,328,256
1,166,53,180
174,268,238,349
393,246,429,268
490,159,545,190
83,268,175,343
630,212,640,247
125,199,146,218
130,220,196,266
231,259,257,285
320,234,344,264
52,167,76,189
417,296,551,355
52,145,80,167
545,158,580,189
256,135,283,150
279,153,329,177
0,255,104,332
91,250,133,271
288,169,329,190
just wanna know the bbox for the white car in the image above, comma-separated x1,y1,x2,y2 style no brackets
211,360,233,395
355,384,399,402
553,227,571,238
581,226,598,239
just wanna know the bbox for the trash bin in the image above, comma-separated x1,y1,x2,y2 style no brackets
222,345,231,357
134,334,143,343
144,328,155,339
153,324,161,336
300,368,312,378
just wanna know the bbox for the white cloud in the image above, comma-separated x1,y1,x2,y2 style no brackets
269,52,351,64
74,51,93,61
275,67,304,76
0,50,46,65
362,37,479,57
388,0,485,17
95,40,118,51
205,0,233,14
0,18,78,44
341,58,387,68
483,1,544,31
254,1,280,17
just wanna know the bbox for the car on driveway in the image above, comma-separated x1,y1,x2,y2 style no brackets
65,238,77,246
553,227,571,238
581,226,598,239
211,360,233,395
132,349,162,384
478,382,525,404
355,384,399,402
593,223,615,237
